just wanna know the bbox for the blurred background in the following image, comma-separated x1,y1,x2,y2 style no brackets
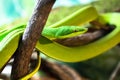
1,0,120,80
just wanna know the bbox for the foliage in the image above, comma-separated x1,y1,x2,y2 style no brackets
95,0,120,12
46,5,84,26
46,0,120,27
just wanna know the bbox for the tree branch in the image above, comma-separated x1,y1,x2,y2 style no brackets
40,59,86,80
11,0,56,79
54,23,114,47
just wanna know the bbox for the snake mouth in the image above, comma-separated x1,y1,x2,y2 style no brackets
54,23,115,47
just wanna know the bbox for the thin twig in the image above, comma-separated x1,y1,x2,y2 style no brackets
11,0,55,79
109,62,120,80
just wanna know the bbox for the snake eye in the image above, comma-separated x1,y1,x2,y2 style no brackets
74,30,79,32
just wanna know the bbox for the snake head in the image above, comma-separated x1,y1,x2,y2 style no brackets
42,26,88,39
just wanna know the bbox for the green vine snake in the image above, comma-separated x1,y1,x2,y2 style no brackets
0,6,120,79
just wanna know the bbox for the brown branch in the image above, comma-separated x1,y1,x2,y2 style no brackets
90,20,109,30
40,59,87,80
54,29,113,47
54,22,115,47
54,29,106,46
11,0,56,79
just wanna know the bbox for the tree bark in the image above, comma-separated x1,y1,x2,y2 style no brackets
11,0,56,79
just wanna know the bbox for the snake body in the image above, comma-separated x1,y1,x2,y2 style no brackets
36,13,120,62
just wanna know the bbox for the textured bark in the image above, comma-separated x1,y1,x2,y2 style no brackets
11,0,55,79
54,29,106,46
54,26,114,47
